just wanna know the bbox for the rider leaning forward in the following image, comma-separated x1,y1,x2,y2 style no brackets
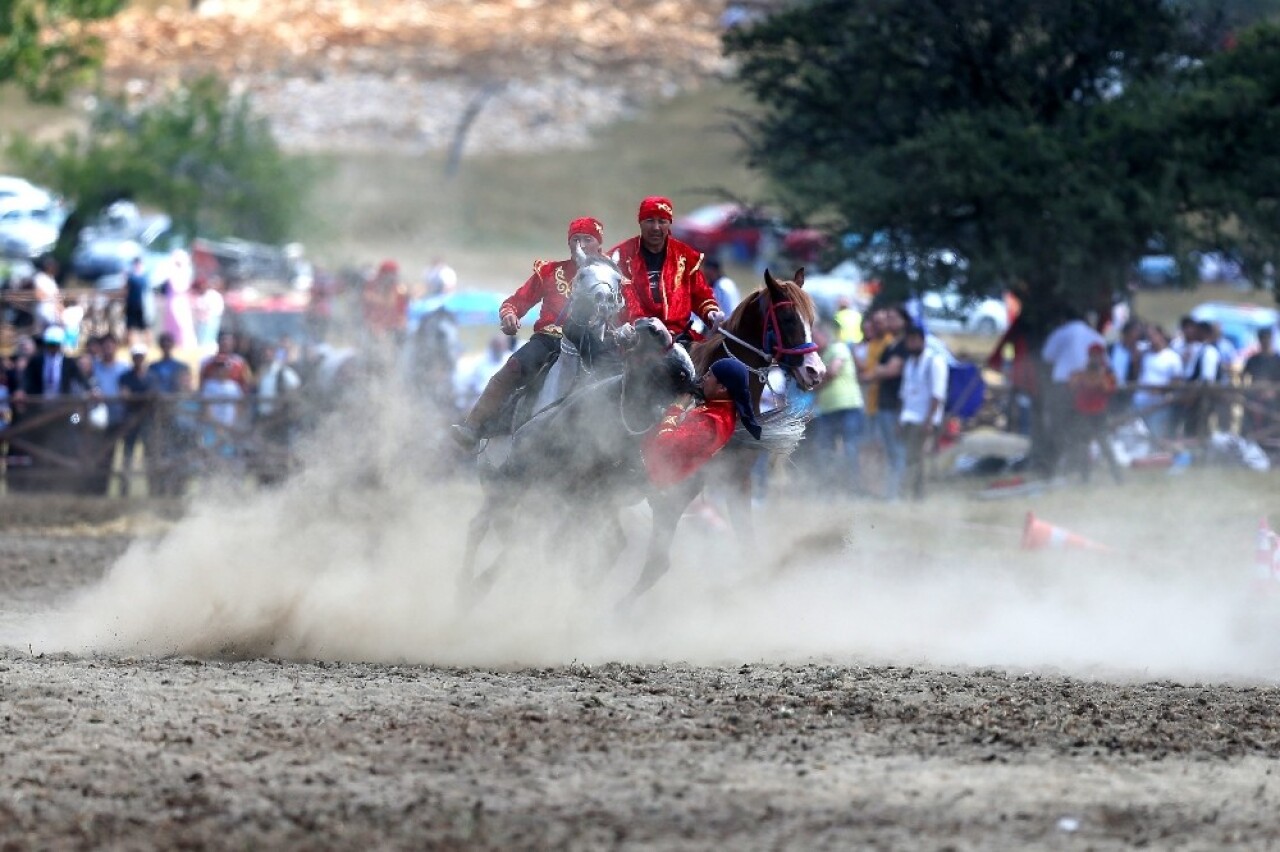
643,358,762,488
611,196,725,345
452,216,608,450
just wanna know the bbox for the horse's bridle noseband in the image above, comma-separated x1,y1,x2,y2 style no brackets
716,292,818,378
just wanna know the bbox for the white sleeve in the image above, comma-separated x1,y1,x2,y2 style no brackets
929,353,949,401
1041,327,1063,362
1201,346,1220,382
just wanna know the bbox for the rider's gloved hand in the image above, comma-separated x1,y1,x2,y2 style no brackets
613,322,637,346
500,314,520,336
706,309,726,329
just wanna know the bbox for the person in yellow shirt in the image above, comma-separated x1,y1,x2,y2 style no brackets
833,295,863,346
857,309,890,416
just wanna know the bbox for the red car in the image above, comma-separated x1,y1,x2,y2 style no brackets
671,203,827,265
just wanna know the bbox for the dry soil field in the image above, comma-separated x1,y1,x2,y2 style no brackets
5,444,1280,848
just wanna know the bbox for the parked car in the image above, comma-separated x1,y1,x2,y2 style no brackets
0,175,54,207
802,260,871,320
1189,301,1279,351
916,288,1009,336
222,287,313,348
671,203,826,264
1134,254,1179,287
0,198,65,259
70,212,180,288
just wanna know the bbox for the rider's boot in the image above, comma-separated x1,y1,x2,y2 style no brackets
452,359,523,450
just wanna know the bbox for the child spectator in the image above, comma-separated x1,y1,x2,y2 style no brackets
1067,343,1123,484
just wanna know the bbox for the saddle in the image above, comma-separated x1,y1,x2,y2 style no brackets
486,336,625,440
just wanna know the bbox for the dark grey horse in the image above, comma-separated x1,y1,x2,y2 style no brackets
459,317,696,599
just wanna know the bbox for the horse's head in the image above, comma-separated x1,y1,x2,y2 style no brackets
566,244,625,329
760,268,825,390
626,316,697,397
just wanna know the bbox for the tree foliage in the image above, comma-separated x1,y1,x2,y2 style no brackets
1165,23,1280,279
0,0,126,103
9,75,315,244
725,0,1280,313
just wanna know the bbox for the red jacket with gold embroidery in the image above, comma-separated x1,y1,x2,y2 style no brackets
610,236,720,337
643,398,738,488
500,258,576,336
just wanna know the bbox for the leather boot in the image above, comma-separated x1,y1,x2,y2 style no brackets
452,359,523,449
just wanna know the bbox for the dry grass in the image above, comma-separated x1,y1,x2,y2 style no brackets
1129,282,1272,332
307,84,764,284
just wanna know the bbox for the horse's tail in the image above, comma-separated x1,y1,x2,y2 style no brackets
730,399,810,453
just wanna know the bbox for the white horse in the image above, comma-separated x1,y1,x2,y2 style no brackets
525,243,627,415
479,244,627,466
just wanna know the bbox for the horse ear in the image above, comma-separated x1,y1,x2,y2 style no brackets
764,268,782,296
571,243,589,268
793,267,806,288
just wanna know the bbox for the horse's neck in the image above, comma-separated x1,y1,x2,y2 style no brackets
695,330,769,412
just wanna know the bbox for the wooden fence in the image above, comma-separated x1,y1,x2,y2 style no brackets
1,394,299,496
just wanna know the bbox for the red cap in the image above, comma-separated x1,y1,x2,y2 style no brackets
378,259,398,275
567,217,604,242
638,196,674,222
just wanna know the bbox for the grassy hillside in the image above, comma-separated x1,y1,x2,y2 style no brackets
2,80,764,288
306,84,765,287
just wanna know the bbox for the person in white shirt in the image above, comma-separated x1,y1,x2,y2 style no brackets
1041,312,1105,476
1133,325,1184,440
1182,319,1220,438
1109,319,1147,389
423,258,458,297
191,277,225,354
899,324,948,501
32,255,62,332
454,334,510,413
705,257,740,313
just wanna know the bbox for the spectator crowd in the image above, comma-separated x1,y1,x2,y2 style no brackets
5,238,1280,502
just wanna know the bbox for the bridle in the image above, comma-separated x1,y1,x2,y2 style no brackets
715,290,818,385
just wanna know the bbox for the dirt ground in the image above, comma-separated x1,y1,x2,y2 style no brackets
5,467,1280,849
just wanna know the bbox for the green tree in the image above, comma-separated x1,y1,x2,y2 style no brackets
725,0,1203,316
0,0,126,102
1163,23,1280,286
10,75,315,246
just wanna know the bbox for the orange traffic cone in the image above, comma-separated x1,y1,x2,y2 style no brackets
1021,511,1112,552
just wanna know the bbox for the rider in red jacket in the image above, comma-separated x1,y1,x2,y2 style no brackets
611,196,724,344
452,217,606,450
643,357,762,488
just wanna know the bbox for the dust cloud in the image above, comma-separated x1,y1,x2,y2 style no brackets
20,365,1280,684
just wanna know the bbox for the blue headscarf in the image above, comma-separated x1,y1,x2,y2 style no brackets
710,358,762,440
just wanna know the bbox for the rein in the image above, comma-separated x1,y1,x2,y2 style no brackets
618,368,657,436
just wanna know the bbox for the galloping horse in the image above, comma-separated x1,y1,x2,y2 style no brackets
478,244,628,460
624,267,825,599
458,268,823,604
518,244,628,422
460,317,696,598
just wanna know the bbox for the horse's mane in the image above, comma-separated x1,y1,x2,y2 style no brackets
691,275,816,374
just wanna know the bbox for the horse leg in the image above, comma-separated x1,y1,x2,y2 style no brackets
624,479,699,603
459,488,516,607
597,507,627,581
578,501,627,591
458,502,494,605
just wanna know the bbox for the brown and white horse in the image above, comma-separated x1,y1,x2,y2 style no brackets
625,267,825,600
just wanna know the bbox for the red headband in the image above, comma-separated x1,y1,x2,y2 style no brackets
638,196,674,222
567,217,604,242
